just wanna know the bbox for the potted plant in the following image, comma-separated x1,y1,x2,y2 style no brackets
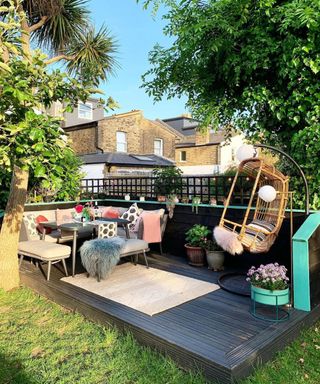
185,224,210,266
204,239,224,271
246,263,290,306
153,166,183,202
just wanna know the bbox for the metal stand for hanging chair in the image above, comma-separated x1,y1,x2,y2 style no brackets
218,272,251,297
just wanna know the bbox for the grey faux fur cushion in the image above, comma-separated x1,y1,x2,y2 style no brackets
80,237,125,280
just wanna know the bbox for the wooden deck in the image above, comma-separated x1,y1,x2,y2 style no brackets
20,253,320,384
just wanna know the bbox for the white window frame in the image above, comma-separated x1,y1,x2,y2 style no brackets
180,150,187,162
116,131,127,152
154,138,163,156
78,102,93,119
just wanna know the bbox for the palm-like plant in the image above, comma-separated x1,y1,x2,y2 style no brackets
28,0,90,53
66,25,119,86
20,0,118,84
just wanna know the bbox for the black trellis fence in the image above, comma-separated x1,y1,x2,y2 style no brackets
80,175,253,205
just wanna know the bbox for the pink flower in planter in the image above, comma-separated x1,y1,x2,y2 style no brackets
75,204,84,213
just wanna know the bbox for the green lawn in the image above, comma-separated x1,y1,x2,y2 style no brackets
0,287,320,384
0,287,205,384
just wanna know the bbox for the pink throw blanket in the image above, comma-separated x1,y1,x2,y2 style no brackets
141,212,161,243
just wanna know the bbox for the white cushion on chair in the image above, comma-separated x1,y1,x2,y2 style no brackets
120,239,149,256
18,240,71,260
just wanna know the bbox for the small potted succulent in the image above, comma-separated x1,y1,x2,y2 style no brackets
185,224,210,266
204,239,224,271
246,263,290,306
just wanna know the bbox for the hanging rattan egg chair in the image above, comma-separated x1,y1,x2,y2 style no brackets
214,157,289,254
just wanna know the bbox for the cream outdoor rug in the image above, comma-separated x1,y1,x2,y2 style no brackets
61,263,219,316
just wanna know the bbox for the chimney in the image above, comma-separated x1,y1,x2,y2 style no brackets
195,130,210,145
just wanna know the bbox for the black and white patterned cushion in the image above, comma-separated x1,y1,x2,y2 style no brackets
98,222,117,239
120,203,141,232
23,214,38,237
245,219,276,242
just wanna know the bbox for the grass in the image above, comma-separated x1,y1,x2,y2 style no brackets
1,287,320,384
242,323,320,384
0,287,206,384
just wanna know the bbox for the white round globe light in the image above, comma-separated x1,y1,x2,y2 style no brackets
258,185,277,203
236,144,256,162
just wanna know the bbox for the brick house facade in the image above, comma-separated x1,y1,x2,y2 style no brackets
66,110,183,159
62,106,244,177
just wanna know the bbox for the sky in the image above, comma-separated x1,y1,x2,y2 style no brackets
89,0,188,120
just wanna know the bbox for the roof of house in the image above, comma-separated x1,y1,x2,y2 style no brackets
153,119,186,139
161,116,200,136
80,152,174,167
175,131,227,148
63,120,99,132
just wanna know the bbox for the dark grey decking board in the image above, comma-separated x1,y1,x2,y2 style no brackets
20,254,320,384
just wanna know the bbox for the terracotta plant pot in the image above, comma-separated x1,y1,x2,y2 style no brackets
206,250,224,271
185,244,205,267
157,195,166,202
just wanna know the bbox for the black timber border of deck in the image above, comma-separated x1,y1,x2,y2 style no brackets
20,255,320,384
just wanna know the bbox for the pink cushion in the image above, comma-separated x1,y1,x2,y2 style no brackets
35,215,51,234
56,208,73,226
102,207,119,219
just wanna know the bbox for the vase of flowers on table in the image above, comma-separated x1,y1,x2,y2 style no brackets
73,203,93,222
247,263,290,306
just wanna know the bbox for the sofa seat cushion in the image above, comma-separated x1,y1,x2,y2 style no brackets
117,227,138,239
43,230,62,243
18,240,71,260
120,239,149,256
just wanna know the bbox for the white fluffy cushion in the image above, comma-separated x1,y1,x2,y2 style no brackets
213,226,243,255
120,203,141,232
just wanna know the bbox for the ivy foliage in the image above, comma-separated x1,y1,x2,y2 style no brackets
140,0,320,208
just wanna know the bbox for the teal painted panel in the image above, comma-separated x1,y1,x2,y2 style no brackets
293,213,320,311
293,213,320,241
293,239,310,311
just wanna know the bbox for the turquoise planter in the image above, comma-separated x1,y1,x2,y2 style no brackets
251,285,290,306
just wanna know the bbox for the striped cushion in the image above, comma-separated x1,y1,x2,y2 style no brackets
250,219,276,232
245,220,275,242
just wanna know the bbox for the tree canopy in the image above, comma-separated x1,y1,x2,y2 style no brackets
139,0,320,207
